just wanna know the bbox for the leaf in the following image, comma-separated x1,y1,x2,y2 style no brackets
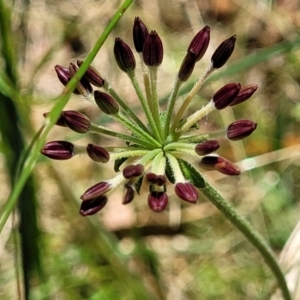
114,157,128,172
134,176,144,195
177,158,205,188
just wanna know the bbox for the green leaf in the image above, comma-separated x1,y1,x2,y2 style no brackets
134,176,144,195
114,157,128,172
177,158,205,188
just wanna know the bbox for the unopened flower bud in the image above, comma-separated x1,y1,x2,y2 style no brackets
41,141,74,160
68,62,93,95
211,35,236,68
200,156,240,175
80,196,108,216
146,173,166,186
227,120,257,141
188,25,210,62
61,110,91,133
143,30,163,66
77,59,105,87
81,181,111,201
178,51,196,82
86,144,110,163
230,84,258,106
123,164,144,179
123,184,135,204
195,140,220,156
148,191,168,212
54,65,80,95
174,182,198,203
133,17,149,53
213,83,241,109
94,90,119,115
114,37,136,72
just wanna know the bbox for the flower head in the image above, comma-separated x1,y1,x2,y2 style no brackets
42,17,258,216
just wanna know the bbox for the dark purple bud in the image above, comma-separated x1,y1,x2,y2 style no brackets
211,35,236,68
148,191,168,212
230,84,258,106
54,65,80,95
41,141,74,160
143,30,163,66
200,156,240,175
80,196,108,216
80,181,111,201
69,62,93,95
43,112,67,127
133,16,149,53
61,110,91,133
94,90,119,115
123,164,144,179
114,37,136,72
123,185,135,204
174,182,198,203
188,25,210,62
86,144,110,163
213,83,241,109
195,140,220,156
77,59,105,87
178,51,196,82
145,173,166,186
227,120,257,141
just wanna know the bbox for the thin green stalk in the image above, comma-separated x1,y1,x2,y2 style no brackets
0,0,134,235
139,53,152,105
201,181,291,300
113,112,162,148
149,66,163,138
104,81,150,133
163,77,182,139
90,123,152,148
128,71,162,143
171,65,214,132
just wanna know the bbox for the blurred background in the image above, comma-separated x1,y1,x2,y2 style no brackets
1,0,300,299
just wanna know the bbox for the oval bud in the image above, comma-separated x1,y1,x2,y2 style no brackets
227,120,257,141
195,140,220,156
80,196,108,216
114,37,136,72
211,35,236,68
213,83,241,109
133,17,149,53
143,30,163,66
41,141,74,160
174,182,198,203
86,144,110,163
148,191,168,212
188,25,210,62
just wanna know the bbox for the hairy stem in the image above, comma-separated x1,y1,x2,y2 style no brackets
202,181,291,300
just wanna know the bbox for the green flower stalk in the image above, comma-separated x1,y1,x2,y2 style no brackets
39,16,292,300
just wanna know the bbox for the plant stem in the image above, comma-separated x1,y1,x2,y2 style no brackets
201,181,291,300
0,0,134,235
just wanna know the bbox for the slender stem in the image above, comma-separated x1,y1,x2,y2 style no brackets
171,64,214,132
110,149,150,160
149,66,163,138
202,181,291,300
163,77,183,138
139,53,152,105
114,113,161,148
178,134,209,144
165,153,185,183
128,71,162,142
175,100,215,139
104,81,150,133
90,123,152,148
0,0,134,235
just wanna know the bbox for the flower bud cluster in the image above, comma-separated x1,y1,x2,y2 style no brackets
41,16,258,216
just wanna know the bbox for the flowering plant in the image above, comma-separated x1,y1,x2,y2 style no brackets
41,17,258,216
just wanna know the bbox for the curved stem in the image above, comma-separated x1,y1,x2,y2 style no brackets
201,181,291,300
